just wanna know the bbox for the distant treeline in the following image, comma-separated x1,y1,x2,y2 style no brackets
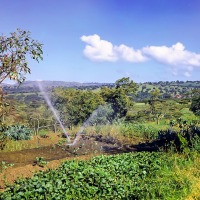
3,80,200,94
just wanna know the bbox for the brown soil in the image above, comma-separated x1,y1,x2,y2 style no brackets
0,134,135,191
0,133,158,192
0,153,97,192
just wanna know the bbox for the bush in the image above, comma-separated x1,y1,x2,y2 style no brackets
0,134,9,150
3,125,33,141
158,119,200,153
190,95,200,116
0,123,8,150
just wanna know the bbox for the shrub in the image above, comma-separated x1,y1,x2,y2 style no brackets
3,125,33,141
190,95,200,116
0,124,8,150
158,119,200,153
0,134,9,150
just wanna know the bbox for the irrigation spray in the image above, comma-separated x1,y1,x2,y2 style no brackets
38,81,112,146
37,81,71,143
67,104,113,146
67,108,100,146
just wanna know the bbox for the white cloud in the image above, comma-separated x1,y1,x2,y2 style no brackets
142,42,200,77
142,42,200,67
80,34,117,62
81,35,200,76
80,34,146,62
115,44,147,62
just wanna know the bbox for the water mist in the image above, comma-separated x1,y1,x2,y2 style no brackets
37,81,71,143
67,105,109,146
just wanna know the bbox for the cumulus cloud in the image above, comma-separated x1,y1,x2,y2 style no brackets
142,42,200,77
143,42,200,67
80,34,146,62
81,34,117,62
81,34,200,76
115,44,147,62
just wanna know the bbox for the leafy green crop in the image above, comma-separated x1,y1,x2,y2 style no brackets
0,152,192,199
3,125,32,141
33,157,48,168
0,161,14,173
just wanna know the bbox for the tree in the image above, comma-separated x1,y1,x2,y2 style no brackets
148,88,161,115
0,29,43,84
52,88,104,129
115,77,138,94
0,87,15,124
101,77,138,119
190,90,200,116
0,29,43,125
85,104,114,126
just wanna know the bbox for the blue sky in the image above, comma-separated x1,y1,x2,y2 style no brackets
1,0,200,83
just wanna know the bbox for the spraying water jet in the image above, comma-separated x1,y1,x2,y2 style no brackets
38,82,113,147
37,81,71,143
66,105,112,146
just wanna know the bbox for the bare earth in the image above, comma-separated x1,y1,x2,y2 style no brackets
0,133,134,191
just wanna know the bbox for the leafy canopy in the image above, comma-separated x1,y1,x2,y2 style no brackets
101,77,138,119
0,28,43,84
190,90,200,116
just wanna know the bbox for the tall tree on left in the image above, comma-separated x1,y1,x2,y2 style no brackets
0,28,43,84
0,29,43,124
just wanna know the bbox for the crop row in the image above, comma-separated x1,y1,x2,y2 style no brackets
0,152,192,199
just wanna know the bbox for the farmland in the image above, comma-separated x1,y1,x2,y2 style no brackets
1,152,199,199
0,78,200,199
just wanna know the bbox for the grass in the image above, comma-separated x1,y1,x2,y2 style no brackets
0,132,61,152
180,108,200,121
84,122,167,143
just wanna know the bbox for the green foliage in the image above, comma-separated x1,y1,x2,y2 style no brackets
3,125,32,141
120,123,161,139
0,29,43,130
0,123,7,133
158,119,200,153
0,29,43,84
0,161,14,173
101,77,137,120
0,123,9,150
52,88,104,127
39,130,49,138
0,87,15,124
0,134,8,150
0,152,192,199
190,95,200,116
33,157,48,168
115,77,138,94
150,88,161,100
126,99,183,124
86,104,114,125
136,81,200,101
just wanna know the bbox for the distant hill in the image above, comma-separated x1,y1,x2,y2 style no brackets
2,80,200,100
20,80,92,87
2,80,200,103
2,80,114,94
